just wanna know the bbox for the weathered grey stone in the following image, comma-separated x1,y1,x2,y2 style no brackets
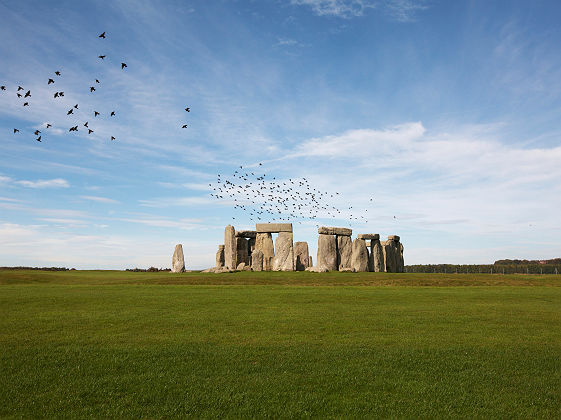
357,233,380,240
371,240,385,272
171,244,185,273
216,245,225,268
236,262,246,270
351,238,369,272
388,235,400,242
255,232,274,270
273,232,294,271
317,233,337,271
251,250,264,271
383,238,400,273
294,241,310,271
256,223,293,233
236,237,249,266
308,256,313,267
337,235,352,271
224,225,237,269
318,226,352,236
398,242,404,273
235,230,257,238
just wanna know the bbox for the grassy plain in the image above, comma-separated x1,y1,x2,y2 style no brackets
1,270,560,418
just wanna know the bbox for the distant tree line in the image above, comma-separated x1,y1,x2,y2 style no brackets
405,263,561,274
126,267,171,272
0,266,75,271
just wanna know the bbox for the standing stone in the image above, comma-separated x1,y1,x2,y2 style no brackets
337,235,352,270
216,245,225,268
171,244,185,273
248,237,256,263
236,237,249,266
224,225,237,269
317,234,337,271
308,256,313,268
251,250,264,271
273,232,294,271
399,242,404,273
381,241,388,272
255,232,274,271
383,236,400,273
294,241,310,271
351,238,369,272
371,240,385,272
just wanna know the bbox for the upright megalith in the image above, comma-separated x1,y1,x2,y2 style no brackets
383,235,401,272
273,232,294,271
317,234,337,271
308,256,313,268
351,238,369,272
224,225,237,269
216,245,225,268
294,241,310,271
371,237,384,272
399,242,404,273
337,235,352,270
171,244,185,273
236,237,249,266
251,250,264,271
255,232,274,271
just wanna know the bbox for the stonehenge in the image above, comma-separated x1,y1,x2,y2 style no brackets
210,224,404,273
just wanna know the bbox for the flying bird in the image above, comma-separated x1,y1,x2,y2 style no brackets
121,62,127,69
90,86,95,92
69,126,78,132
67,109,73,115
55,71,61,76
98,55,106,60
95,79,100,83
185,107,190,112
48,78,54,84
88,129,94,134
34,130,41,135
74,104,78,109
84,122,89,128
23,102,29,106
13,128,19,133
24,90,31,98
17,86,23,91
182,124,188,128
94,111,100,117
110,111,115,116
99,32,106,38
111,136,115,141
46,123,52,128
0,86,5,90
36,136,41,142
17,93,22,98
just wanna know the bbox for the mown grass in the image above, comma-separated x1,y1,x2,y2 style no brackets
1,270,560,418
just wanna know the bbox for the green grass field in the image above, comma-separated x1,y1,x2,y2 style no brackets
1,270,560,418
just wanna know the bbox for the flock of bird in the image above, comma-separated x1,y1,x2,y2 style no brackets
2,31,191,142
209,164,376,227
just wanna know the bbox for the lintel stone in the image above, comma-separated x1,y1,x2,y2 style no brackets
357,233,380,240
235,230,257,238
256,223,293,233
318,226,352,236
388,235,400,242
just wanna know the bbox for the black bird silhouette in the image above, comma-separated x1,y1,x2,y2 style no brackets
17,86,23,91
67,109,73,115
13,128,19,133
94,111,100,117
0,86,5,90
90,86,95,92
111,136,115,141
98,55,106,60
48,79,54,84
23,102,29,106
34,130,41,135
88,129,94,134
74,104,78,109
121,63,127,69
84,122,89,128
17,93,22,98
185,107,190,112
99,32,106,38
59,92,64,97
110,111,115,116
182,124,188,128
69,126,78,132
55,71,61,76
36,136,41,142
95,79,100,83
46,123,52,128
24,90,31,98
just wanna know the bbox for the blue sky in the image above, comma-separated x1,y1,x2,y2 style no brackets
1,0,561,269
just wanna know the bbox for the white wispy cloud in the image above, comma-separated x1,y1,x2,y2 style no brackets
290,0,427,20
80,195,120,204
15,178,69,188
